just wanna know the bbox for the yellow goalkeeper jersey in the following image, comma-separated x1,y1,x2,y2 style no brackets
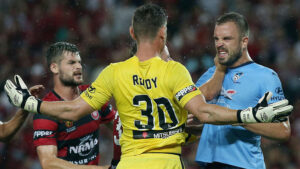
81,56,201,157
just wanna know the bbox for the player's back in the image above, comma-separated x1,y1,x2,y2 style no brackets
110,56,196,156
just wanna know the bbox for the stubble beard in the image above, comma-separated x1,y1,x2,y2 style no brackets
219,45,243,67
59,73,83,87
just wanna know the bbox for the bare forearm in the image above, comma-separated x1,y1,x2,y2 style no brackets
198,103,237,124
40,97,94,121
185,96,238,124
40,101,79,121
243,121,291,141
199,69,225,101
0,109,29,142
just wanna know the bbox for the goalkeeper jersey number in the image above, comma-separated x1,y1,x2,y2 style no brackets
81,56,201,156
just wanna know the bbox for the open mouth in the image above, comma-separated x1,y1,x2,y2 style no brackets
218,51,228,58
218,48,228,59
73,72,82,77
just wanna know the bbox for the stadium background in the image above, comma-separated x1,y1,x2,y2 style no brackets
0,0,299,168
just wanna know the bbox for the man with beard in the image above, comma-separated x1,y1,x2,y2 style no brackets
33,42,115,169
194,12,291,169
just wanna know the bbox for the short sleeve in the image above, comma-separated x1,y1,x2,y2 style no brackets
259,70,285,104
195,67,215,87
81,64,114,110
33,114,58,147
168,62,201,108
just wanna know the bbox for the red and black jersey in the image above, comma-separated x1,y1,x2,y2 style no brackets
33,85,115,165
110,112,122,169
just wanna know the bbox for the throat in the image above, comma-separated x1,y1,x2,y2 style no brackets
53,86,80,101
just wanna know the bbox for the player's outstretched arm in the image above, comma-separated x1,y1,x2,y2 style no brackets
4,75,95,121
184,92,293,124
242,120,291,141
199,56,226,101
0,109,29,142
0,84,44,142
40,97,94,121
37,145,108,169
185,94,237,124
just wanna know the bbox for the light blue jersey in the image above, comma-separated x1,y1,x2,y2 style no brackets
195,62,285,169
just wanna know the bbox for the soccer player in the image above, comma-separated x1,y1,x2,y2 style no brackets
194,12,291,169
0,85,44,142
33,42,114,169
4,4,292,169
108,44,205,169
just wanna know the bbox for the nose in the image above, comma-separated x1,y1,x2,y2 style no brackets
75,62,82,70
215,40,224,48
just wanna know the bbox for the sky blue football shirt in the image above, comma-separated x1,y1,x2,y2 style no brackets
195,62,285,169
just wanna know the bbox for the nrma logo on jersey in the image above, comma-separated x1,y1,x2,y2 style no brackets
69,135,98,156
220,87,236,100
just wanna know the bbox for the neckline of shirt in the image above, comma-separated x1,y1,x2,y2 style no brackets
228,61,254,70
133,55,161,65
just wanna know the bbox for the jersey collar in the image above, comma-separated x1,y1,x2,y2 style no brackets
228,61,254,70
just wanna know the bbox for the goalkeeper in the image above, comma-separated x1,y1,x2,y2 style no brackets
192,12,291,169
4,4,292,169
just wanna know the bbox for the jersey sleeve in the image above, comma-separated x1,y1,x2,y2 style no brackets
168,62,201,108
259,70,285,104
33,114,58,147
195,67,215,87
81,64,114,110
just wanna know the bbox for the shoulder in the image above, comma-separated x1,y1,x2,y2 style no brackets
33,113,57,122
207,66,216,74
79,84,90,91
198,66,216,78
43,91,59,101
166,60,187,70
111,56,136,67
249,63,279,79
195,66,215,87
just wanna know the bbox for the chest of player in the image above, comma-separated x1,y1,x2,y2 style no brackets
216,70,260,109
56,111,101,138
55,112,101,163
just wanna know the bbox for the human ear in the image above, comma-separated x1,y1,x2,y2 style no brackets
129,26,136,41
242,36,249,49
50,63,59,74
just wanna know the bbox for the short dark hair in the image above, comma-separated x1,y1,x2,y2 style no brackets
46,42,79,67
216,12,249,38
132,3,167,42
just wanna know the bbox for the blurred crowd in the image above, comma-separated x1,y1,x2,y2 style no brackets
0,0,299,168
